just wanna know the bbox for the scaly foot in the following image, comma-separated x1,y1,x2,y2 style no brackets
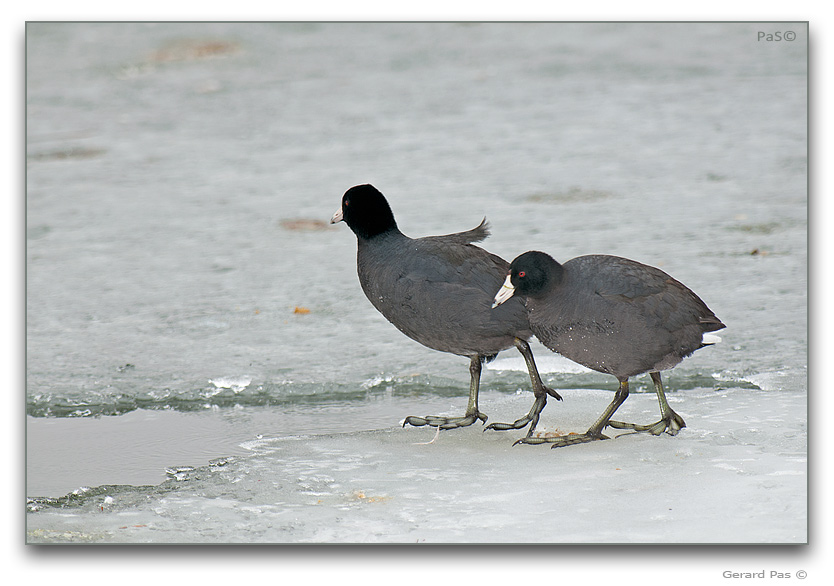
484,393,547,436
608,410,685,436
403,411,488,430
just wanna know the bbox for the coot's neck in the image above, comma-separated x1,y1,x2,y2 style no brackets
353,223,404,242
548,259,565,286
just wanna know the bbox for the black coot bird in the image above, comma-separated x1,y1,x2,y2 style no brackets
492,250,725,447
331,185,560,430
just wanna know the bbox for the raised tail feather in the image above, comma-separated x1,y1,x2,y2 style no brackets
427,217,491,246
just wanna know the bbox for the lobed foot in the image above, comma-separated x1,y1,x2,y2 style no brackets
514,431,610,448
608,411,685,436
403,411,488,430
485,394,547,436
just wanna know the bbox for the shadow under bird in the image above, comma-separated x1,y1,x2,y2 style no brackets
331,184,560,431
492,250,725,448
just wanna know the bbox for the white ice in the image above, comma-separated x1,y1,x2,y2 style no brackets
26,383,806,544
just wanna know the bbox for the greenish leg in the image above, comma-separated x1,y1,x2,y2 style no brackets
608,371,686,436
485,338,562,437
515,378,631,448
403,355,489,430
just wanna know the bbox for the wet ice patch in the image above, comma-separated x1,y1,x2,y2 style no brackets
711,369,806,392
208,376,252,394
739,371,789,392
165,466,196,481
360,374,396,389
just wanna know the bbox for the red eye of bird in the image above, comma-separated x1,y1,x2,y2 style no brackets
518,271,526,278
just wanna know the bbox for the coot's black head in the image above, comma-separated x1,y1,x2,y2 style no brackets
330,184,399,240
510,251,564,296
493,250,563,308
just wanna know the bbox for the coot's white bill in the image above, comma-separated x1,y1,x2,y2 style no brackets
492,274,515,308
330,208,344,223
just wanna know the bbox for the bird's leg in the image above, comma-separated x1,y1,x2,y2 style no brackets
485,338,561,437
516,378,631,447
516,338,563,402
403,355,488,430
608,371,686,436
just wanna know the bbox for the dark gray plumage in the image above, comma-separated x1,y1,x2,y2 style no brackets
331,185,559,430
492,250,725,447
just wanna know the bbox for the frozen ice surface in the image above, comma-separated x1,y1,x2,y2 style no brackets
26,386,806,544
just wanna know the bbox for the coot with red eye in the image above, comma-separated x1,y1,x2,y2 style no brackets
492,250,725,447
330,185,561,432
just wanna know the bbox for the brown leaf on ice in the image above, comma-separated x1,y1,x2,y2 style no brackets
280,219,331,231
149,40,241,63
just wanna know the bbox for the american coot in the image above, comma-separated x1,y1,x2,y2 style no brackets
492,250,725,447
331,185,561,430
